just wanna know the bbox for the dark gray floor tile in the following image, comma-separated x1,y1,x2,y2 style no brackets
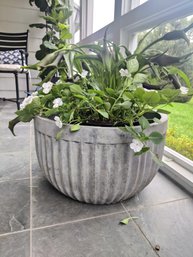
0,152,30,180
0,180,30,234
32,177,125,228
130,198,193,257
32,212,157,257
0,135,30,153
0,231,30,257
31,150,43,178
123,172,190,210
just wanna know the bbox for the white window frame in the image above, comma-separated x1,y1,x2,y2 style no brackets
77,0,193,193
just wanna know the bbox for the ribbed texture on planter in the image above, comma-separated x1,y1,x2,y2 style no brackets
34,114,168,204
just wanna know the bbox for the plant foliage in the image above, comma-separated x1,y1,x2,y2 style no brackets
9,3,193,155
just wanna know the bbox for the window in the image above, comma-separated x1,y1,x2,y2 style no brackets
77,0,193,190
136,15,193,161
93,0,115,33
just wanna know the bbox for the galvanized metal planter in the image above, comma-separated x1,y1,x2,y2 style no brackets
34,114,168,204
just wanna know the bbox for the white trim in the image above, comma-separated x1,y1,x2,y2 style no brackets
80,0,93,39
161,155,193,194
164,147,193,174
79,0,193,44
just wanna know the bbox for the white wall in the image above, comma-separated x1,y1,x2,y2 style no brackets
0,0,45,98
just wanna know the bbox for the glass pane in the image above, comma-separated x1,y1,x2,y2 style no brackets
73,0,80,43
122,0,148,15
136,15,193,160
93,0,115,33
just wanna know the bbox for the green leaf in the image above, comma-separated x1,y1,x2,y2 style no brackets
120,217,138,225
124,125,138,138
70,124,80,132
55,128,64,140
104,102,111,111
139,116,150,130
70,84,83,94
16,97,41,122
97,109,109,119
143,91,160,106
123,92,133,100
117,101,132,109
74,94,87,100
133,73,147,83
94,96,104,104
149,131,163,144
157,109,170,114
44,108,60,117
153,118,161,124
8,116,21,136
134,88,145,101
150,151,163,166
127,58,139,73
134,147,150,156
106,88,116,96
43,41,58,50
169,67,191,88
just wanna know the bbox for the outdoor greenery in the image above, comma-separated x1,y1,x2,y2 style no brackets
164,98,193,160
138,16,193,101
139,19,193,159
9,1,193,157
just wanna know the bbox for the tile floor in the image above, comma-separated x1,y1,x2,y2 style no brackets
0,100,193,257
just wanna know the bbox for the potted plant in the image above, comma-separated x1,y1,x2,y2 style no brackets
9,2,193,204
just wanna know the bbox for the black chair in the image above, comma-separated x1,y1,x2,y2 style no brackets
0,31,29,110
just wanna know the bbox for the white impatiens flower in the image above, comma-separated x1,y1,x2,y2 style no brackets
42,82,53,94
20,94,38,110
53,98,63,108
130,139,144,153
119,68,130,77
180,86,188,95
54,116,63,128
81,70,88,78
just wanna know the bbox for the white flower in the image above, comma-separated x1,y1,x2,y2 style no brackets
130,139,144,153
20,95,38,110
81,70,88,78
119,68,130,77
42,82,53,94
53,98,63,108
180,86,188,95
54,116,63,128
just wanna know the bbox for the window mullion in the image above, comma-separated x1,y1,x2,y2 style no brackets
80,0,93,40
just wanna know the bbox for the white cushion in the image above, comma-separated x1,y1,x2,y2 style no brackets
0,64,22,72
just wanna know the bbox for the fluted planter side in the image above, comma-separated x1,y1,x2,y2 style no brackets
34,114,168,204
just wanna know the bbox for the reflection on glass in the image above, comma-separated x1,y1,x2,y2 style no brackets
137,15,193,160
93,0,115,33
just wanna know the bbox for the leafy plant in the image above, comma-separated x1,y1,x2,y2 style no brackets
9,8,193,156
29,0,72,79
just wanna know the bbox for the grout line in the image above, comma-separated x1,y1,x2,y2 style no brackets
0,229,30,238
0,175,42,183
29,124,33,257
0,210,127,238
121,202,160,257
121,197,190,213
32,210,127,232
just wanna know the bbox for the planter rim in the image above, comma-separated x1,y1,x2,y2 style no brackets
34,113,168,144
35,113,168,131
